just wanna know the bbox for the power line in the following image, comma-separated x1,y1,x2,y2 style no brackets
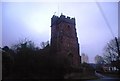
95,1,115,38
58,1,59,16
95,1,120,59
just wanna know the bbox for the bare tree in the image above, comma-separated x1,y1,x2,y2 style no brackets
81,53,89,63
11,39,37,53
103,37,120,64
40,41,49,49
94,55,104,64
103,37,120,72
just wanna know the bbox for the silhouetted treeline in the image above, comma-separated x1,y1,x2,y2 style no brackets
2,40,74,79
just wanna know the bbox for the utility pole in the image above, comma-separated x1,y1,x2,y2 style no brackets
115,37,120,72
115,37,120,60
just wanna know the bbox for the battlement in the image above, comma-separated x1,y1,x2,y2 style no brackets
51,14,75,27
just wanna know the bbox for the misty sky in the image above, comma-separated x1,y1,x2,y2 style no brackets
2,1,118,63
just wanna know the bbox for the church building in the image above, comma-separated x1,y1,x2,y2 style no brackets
50,14,81,68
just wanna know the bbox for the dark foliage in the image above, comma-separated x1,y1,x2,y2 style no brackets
2,41,72,79
81,63,95,74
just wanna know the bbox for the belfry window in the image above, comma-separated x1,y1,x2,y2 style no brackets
68,25,70,28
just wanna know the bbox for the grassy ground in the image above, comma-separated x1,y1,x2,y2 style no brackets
4,72,99,80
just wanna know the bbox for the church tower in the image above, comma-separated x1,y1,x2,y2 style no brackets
50,14,80,67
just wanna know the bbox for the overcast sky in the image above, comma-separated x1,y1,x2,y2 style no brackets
2,1,118,63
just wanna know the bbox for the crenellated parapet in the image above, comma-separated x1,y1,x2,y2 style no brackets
51,14,75,27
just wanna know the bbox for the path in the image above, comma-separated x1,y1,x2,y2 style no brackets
95,71,120,80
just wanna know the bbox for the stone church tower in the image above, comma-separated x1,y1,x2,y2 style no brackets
50,14,81,68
